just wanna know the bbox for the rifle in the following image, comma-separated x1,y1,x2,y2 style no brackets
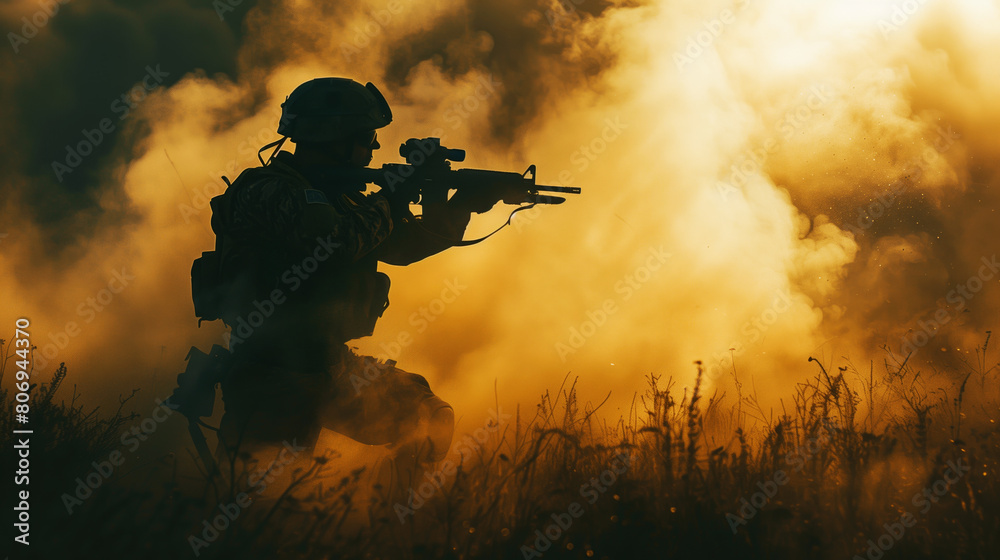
164,344,232,476
335,137,582,206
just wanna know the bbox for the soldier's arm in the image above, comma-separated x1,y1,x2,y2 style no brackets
376,198,474,266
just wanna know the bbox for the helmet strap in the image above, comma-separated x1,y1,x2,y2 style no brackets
257,136,288,166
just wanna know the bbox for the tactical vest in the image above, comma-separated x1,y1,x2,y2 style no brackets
191,161,391,343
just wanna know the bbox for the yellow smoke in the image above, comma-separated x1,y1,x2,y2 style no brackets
3,0,999,438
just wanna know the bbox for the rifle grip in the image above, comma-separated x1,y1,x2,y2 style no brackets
421,183,448,205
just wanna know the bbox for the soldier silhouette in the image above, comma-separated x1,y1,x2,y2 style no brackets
187,77,505,497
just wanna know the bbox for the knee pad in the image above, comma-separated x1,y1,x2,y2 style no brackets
420,396,454,463
409,373,431,390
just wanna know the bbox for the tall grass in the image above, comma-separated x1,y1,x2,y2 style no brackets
2,336,997,560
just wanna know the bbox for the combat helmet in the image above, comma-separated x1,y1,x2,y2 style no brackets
277,78,393,143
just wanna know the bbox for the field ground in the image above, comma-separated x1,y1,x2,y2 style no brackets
2,337,999,560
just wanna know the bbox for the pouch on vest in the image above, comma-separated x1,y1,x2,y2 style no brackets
370,271,391,323
358,271,391,337
334,269,391,341
192,251,224,324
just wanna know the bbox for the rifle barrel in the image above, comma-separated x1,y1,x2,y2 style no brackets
535,184,581,194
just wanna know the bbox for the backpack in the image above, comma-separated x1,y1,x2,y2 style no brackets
191,170,252,325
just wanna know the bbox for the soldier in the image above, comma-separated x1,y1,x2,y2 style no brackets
200,77,504,496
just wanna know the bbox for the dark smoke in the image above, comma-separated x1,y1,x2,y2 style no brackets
0,0,259,260
382,0,627,144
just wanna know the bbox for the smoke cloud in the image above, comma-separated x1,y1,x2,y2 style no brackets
2,0,999,439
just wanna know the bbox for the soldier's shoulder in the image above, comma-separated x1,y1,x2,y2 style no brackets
251,154,312,189
228,161,303,197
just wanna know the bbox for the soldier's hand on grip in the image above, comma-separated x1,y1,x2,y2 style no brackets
376,186,413,217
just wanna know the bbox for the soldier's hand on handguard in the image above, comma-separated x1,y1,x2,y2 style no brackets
449,183,513,215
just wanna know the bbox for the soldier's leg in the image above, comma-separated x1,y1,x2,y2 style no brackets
320,351,455,502
322,352,454,455
217,361,326,484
